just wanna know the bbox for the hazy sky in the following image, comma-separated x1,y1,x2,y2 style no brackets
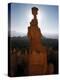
10,3,58,37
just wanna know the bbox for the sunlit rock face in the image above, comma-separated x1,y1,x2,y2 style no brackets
27,7,48,75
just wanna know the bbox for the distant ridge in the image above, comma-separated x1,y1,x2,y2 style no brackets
8,31,58,39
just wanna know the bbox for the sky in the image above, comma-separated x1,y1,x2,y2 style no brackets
9,3,58,38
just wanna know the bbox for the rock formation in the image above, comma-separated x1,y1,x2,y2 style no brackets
27,7,48,75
